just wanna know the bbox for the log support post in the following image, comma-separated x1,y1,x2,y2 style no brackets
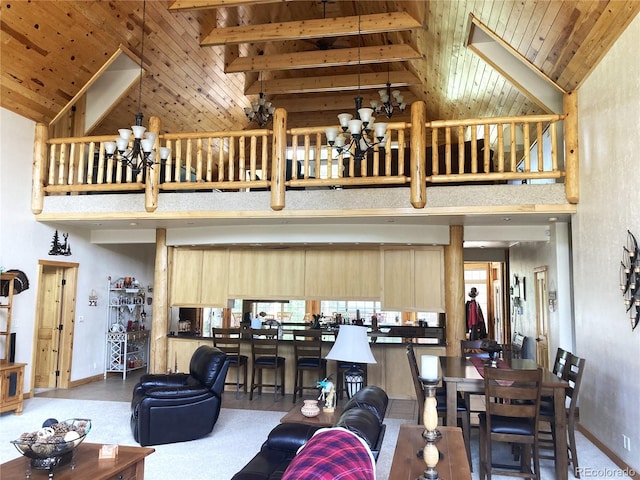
31,123,48,214
149,228,168,373
563,91,579,204
445,225,465,356
271,108,287,211
410,101,427,208
145,115,161,212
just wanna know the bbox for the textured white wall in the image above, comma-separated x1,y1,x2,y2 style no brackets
574,14,640,469
0,108,156,389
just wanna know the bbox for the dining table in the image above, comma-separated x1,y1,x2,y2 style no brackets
440,356,569,480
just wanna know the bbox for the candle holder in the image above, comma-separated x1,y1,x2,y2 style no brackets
417,377,440,480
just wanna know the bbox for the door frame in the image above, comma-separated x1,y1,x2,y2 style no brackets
31,260,78,391
533,265,550,369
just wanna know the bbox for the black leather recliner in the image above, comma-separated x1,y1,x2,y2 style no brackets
130,345,229,446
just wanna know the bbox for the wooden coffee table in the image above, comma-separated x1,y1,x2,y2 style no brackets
1,442,155,479
280,402,343,426
388,425,471,480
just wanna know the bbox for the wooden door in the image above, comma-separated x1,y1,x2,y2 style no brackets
33,261,78,389
534,267,550,369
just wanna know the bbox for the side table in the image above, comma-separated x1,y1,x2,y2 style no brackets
1,443,155,479
388,425,471,480
280,403,343,426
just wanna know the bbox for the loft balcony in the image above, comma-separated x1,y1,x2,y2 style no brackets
31,101,577,231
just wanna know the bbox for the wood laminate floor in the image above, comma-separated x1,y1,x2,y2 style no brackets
34,370,418,421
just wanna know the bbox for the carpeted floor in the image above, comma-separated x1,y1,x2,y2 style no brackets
0,397,405,479
0,397,625,479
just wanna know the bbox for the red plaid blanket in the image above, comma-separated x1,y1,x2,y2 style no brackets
282,427,376,480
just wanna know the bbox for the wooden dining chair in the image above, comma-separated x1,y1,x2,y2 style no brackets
292,330,327,403
539,352,586,478
249,328,286,401
551,347,571,378
406,344,472,469
479,367,543,480
212,327,248,399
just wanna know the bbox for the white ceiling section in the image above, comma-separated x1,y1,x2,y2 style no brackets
466,14,565,114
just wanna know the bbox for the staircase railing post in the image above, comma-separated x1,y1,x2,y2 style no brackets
271,108,287,211
410,101,427,208
31,123,48,214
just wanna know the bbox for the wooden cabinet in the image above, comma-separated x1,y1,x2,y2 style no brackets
227,248,305,299
0,272,18,363
381,247,444,311
304,248,380,299
171,248,229,306
0,362,25,414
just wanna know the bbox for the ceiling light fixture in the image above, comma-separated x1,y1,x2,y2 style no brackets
370,67,408,118
245,73,275,127
325,12,387,162
103,0,170,176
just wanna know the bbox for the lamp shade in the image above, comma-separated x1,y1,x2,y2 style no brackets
325,325,377,364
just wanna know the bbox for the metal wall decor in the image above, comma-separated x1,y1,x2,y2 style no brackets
620,230,640,330
49,230,72,256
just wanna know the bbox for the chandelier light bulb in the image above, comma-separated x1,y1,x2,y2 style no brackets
358,108,373,125
118,129,133,140
159,147,171,160
325,127,339,143
116,137,129,152
334,135,347,148
374,122,388,139
141,138,154,153
131,125,146,139
104,142,117,155
338,113,353,130
348,119,363,135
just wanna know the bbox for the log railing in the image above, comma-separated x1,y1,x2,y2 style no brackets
31,100,576,214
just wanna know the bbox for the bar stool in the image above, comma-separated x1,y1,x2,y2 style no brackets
249,328,285,401
212,327,247,398
292,330,326,403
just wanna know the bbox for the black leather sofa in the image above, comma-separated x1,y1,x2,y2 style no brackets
130,345,229,446
231,385,388,480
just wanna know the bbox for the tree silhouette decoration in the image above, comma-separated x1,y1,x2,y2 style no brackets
49,230,72,256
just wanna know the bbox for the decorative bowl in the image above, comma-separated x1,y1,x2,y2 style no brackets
301,399,321,418
11,418,91,471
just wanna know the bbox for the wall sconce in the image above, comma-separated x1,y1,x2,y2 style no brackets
89,289,98,307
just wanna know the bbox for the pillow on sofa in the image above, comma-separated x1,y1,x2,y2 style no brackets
282,427,375,480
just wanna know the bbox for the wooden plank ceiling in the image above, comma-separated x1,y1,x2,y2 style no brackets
1,0,638,136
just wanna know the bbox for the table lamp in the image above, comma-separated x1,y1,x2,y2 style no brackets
325,325,377,398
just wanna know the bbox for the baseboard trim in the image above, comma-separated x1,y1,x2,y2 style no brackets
69,374,103,388
577,423,637,476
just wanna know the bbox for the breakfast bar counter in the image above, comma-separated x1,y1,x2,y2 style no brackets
167,329,445,399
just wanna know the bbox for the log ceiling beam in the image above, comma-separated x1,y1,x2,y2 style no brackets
272,91,420,113
245,70,421,95
201,12,422,46
226,44,421,73
168,0,284,11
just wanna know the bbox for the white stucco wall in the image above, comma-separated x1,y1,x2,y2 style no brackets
574,14,640,469
0,108,156,389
